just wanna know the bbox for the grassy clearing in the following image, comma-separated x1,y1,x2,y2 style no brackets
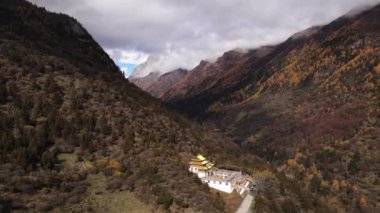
57,153,78,168
55,152,154,212
54,173,154,213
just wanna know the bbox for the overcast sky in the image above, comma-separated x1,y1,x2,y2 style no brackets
29,0,380,77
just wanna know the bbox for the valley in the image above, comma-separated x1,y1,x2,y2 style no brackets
0,0,379,212
132,4,380,212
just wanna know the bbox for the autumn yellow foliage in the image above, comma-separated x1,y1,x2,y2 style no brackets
113,170,122,176
359,196,368,209
375,64,380,74
310,163,318,175
321,180,329,188
287,159,297,167
36,116,47,123
340,180,349,189
95,159,109,168
332,180,340,192
108,160,122,170
352,184,359,193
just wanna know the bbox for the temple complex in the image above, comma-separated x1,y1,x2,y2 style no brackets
188,154,255,195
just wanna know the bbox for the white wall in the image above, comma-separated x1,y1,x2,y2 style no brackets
206,180,233,193
189,166,207,178
197,171,206,178
189,166,195,173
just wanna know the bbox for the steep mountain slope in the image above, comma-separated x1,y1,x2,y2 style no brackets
129,55,162,91
159,5,380,212
163,49,256,100
129,69,189,98
129,71,160,91
129,55,161,79
146,68,188,98
2,0,378,212
0,1,253,212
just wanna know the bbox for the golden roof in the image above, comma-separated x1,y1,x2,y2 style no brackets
189,163,214,170
189,154,215,169
198,166,209,171
190,158,205,162
197,154,206,161
189,160,208,166
196,165,214,171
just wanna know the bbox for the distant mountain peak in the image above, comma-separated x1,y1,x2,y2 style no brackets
129,55,162,79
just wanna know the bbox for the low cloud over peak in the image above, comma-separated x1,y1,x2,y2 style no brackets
29,0,380,77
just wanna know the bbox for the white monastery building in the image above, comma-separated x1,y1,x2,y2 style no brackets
189,154,255,195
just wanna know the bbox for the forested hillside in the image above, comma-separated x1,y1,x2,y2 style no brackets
0,0,245,211
157,4,380,212
1,0,379,212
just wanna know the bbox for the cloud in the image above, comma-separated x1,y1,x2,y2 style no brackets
29,0,380,77
106,49,148,65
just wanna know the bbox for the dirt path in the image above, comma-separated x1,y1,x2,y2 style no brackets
235,193,254,213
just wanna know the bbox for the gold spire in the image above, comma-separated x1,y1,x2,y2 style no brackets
189,154,214,170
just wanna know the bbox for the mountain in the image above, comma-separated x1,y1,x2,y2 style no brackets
0,1,259,212
2,0,379,212
129,71,160,91
130,68,188,98
146,68,188,98
147,46,277,118
162,49,254,101
152,5,380,212
129,55,162,79
128,55,163,91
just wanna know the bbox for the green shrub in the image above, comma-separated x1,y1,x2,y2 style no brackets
281,199,298,213
348,151,360,175
175,198,190,208
157,192,173,210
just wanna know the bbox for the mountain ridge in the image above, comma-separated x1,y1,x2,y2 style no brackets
1,0,379,212
134,3,380,212
0,1,259,212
